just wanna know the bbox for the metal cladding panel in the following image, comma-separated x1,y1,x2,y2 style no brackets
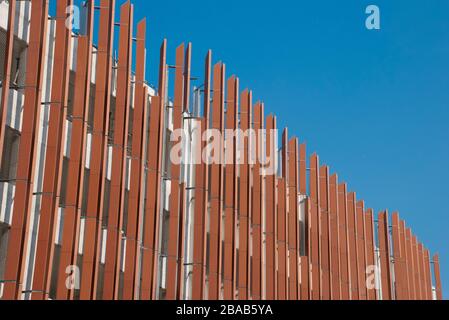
337,183,350,300
300,256,310,300
30,0,74,300
418,243,426,300
319,166,330,300
122,18,147,300
355,201,367,300
176,183,187,299
433,254,442,300
391,213,403,299
139,41,168,300
56,2,95,301
251,102,264,300
102,2,133,300
346,192,358,299
281,129,289,297
411,235,421,300
208,62,225,300
191,117,206,300
0,0,16,159
223,76,239,300
80,0,116,300
166,43,186,300
191,51,212,300
398,219,410,299
299,144,306,195
364,209,377,300
378,211,393,300
308,153,320,300
2,0,49,300
277,178,287,300
329,174,340,300
264,115,277,300
423,249,432,300
287,138,299,299
140,94,161,300
405,228,416,299
237,89,252,300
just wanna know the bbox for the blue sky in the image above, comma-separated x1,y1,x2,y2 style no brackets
67,0,449,298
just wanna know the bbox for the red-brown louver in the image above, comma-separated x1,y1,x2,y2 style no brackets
308,153,320,300
329,174,340,300
337,183,350,299
0,0,16,161
251,102,264,300
237,89,252,300
208,62,225,300
165,43,187,300
319,165,330,300
122,18,147,300
365,209,377,300
265,115,277,300
2,0,49,300
80,0,116,300
99,1,134,300
356,200,367,300
223,76,238,300
378,211,393,300
30,0,74,300
191,51,212,300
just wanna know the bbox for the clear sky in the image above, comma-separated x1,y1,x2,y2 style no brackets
70,0,449,298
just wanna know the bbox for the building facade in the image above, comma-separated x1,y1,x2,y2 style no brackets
0,0,443,300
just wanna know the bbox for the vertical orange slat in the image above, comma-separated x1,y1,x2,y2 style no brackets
165,43,186,300
56,2,95,300
300,256,310,300
391,213,402,299
319,166,330,299
329,174,340,300
405,228,416,299
2,0,49,300
223,76,239,299
251,102,264,300
191,51,212,300
398,220,410,299
80,0,116,300
176,183,187,299
264,115,277,299
30,0,74,300
346,192,359,299
208,62,225,299
122,18,147,300
0,0,16,159
299,144,307,195
364,209,377,300
102,2,133,300
281,129,289,298
418,243,426,300
140,40,167,300
337,183,350,299
423,249,432,300
237,89,252,299
378,211,393,300
355,201,367,300
277,178,287,299
309,153,320,300
287,138,299,299
411,235,421,300
140,95,162,300
433,254,442,300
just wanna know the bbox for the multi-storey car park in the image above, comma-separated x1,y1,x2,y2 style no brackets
0,0,443,300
